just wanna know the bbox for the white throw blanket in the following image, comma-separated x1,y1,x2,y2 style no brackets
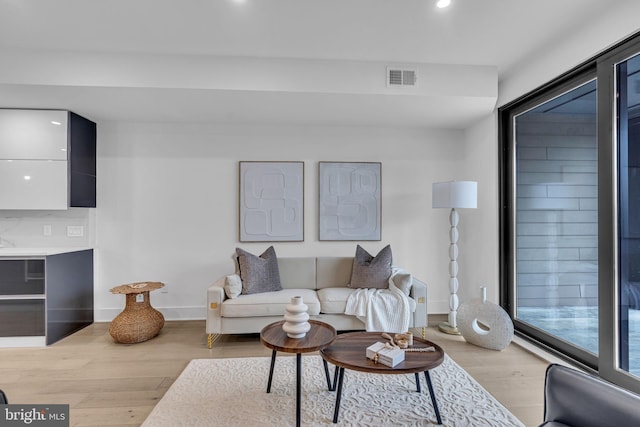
344,267,413,333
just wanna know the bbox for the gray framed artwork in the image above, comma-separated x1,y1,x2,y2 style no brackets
239,161,304,242
319,161,381,241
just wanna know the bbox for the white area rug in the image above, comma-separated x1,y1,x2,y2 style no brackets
142,355,524,427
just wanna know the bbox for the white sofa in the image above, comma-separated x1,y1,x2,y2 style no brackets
206,256,428,347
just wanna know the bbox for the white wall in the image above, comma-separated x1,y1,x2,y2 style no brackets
8,1,637,323
458,113,500,305
92,1,640,323
95,122,488,321
499,1,640,106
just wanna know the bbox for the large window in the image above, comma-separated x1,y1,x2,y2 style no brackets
616,52,640,377
500,33,640,392
504,75,599,369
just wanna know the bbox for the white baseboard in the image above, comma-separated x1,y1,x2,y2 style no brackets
428,300,450,315
0,336,46,348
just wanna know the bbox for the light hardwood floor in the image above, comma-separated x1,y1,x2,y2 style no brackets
0,317,549,427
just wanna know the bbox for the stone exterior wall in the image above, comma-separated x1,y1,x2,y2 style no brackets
516,113,598,307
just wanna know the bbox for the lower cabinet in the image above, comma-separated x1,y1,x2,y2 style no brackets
0,249,93,346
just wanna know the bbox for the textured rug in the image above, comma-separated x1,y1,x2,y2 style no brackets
142,355,524,427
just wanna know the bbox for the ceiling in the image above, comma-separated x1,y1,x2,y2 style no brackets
0,0,624,128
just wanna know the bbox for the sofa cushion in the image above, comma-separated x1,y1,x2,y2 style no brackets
349,244,392,289
221,289,321,318
236,246,282,295
317,287,357,313
318,286,417,314
277,257,317,290
316,257,353,289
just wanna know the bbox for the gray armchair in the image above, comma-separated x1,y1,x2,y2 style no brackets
540,364,640,427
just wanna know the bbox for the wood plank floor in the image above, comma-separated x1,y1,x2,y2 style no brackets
0,318,549,426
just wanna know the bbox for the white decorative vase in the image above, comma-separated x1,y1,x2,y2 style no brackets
282,296,311,339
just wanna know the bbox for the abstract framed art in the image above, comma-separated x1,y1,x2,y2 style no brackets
239,161,304,242
319,161,381,241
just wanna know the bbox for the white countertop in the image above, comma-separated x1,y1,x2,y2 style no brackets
0,247,92,257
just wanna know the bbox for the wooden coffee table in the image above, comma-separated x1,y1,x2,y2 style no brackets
320,331,445,424
260,320,337,427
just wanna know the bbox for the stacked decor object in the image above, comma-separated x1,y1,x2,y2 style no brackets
282,296,310,338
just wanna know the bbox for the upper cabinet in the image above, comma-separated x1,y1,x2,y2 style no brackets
0,110,68,160
0,109,96,210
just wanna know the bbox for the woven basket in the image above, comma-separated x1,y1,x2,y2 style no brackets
109,288,165,344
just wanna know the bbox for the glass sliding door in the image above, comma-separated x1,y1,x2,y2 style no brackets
507,75,599,367
616,52,640,378
501,31,640,393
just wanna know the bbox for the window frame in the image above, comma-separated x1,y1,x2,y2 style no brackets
499,67,599,371
499,29,640,393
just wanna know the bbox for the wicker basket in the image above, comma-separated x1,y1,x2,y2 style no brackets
109,282,165,344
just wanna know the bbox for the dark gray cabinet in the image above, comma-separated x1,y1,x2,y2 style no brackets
69,112,97,208
0,249,93,345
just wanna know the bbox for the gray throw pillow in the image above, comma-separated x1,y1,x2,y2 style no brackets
236,246,282,295
349,244,392,289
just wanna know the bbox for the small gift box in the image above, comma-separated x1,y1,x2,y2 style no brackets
366,342,405,367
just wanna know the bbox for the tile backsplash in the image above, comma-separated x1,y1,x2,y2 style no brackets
0,209,94,248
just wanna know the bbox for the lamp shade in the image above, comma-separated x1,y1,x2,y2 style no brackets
432,181,478,209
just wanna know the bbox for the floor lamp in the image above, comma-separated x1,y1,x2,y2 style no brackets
432,180,477,335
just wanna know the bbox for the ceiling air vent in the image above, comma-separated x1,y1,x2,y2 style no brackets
387,68,417,87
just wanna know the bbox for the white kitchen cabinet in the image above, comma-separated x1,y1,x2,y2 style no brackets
0,160,68,209
0,109,96,209
0,110,68,160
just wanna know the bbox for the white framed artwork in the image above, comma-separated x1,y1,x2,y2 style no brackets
239,161,304,242
319,162,381,241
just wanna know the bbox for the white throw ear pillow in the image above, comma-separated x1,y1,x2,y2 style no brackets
224,274,242,299
393,272,413,296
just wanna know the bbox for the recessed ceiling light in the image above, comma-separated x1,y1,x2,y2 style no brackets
51,121,61,126
436,0,451,8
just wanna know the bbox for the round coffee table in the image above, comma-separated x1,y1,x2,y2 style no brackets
260,320,336,427
320,331,445,425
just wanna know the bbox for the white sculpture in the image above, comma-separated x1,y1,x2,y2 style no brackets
282,296,310,338
458,287,514,351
